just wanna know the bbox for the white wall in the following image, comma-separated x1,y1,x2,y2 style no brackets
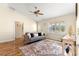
38,14,76,41
0,4,37,42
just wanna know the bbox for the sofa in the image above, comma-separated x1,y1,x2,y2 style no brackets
24,32,45,44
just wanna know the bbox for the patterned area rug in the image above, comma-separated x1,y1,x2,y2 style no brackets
19,39,63,56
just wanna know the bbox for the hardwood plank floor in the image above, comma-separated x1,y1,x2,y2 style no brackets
0,39,24,56
0,41,16,56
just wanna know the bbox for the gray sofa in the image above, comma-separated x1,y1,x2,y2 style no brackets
29,36,45,42
24,32,45,44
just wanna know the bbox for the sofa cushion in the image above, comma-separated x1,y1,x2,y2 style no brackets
34,33,38,37
38,32,42,36
27,33,31,38
30,33,34,38
30,36,45,41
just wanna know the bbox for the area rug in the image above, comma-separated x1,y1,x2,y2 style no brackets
19,39,63,56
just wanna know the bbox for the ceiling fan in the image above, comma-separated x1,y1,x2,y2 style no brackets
29,7,44,16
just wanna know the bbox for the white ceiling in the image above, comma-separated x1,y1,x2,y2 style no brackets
8,3,75,21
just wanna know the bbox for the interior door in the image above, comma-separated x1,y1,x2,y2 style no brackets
15,21,24,38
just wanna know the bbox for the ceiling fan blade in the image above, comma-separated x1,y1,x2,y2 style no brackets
38,13,44,15
36,10,40,13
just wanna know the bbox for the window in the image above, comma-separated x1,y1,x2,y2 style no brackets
48,22,65,32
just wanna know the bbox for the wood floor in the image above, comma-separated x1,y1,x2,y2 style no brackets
0,38,24,56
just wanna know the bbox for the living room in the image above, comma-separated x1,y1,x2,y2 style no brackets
0,3,76,56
